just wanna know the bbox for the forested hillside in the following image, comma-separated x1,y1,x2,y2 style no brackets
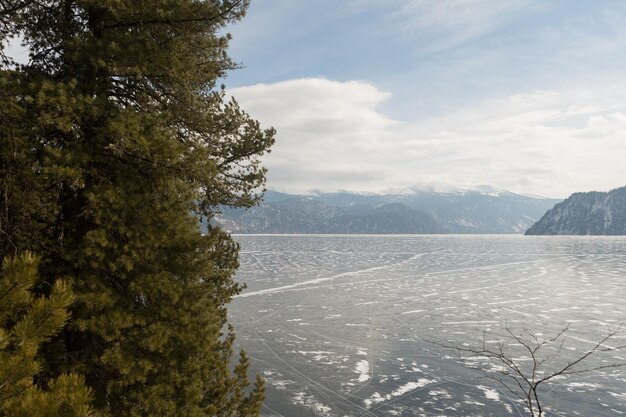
215,189,560,234
526,186,626,235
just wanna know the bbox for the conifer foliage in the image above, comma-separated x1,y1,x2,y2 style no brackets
1,1,274,416
0,253,95,417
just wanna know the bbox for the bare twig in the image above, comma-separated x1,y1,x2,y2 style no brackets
425,322,626,416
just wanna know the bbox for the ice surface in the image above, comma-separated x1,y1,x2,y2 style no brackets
229,235,626,417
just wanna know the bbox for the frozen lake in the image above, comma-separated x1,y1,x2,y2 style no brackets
229,235,626,416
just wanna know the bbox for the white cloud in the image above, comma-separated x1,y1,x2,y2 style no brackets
230,78,399,191
230,78,626,199
2,35,29,65
232,78,394,130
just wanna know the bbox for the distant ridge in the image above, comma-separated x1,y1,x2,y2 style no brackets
525,186,626,235
213,189,560,234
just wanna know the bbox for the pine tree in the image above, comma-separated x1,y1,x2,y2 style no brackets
0,253,95,417
1,1,274,416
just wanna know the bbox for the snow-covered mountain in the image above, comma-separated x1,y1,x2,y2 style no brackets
525,186,626,235
213,189,560,234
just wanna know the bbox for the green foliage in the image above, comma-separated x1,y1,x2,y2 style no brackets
0,253,95,417
1,1,274,416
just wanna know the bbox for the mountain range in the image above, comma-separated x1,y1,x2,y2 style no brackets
213,188,561,234
525,186,626,235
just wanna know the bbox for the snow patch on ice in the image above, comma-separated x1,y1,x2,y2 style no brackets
392,379,435,396
355,360,370,382
292,392,332,416
477,385,501,402
401,309,425,315
363,379,437,408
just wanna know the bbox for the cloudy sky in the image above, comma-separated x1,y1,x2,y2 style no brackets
221,0,626,198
